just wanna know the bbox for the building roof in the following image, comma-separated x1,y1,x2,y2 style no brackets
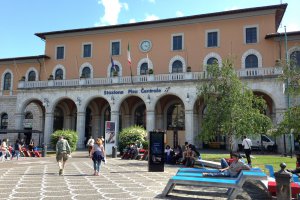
35,4,287,40
0,55,50,64
265,31,300,39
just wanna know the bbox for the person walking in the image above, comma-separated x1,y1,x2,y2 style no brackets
13,139,22,160
90,137,106,176
86,136,95,156
56,136,71,176
242,136,252,165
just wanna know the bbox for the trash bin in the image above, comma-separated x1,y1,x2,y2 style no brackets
42,144,47,157
112,146,117,158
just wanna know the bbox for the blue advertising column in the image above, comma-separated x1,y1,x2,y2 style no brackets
148,131,165,172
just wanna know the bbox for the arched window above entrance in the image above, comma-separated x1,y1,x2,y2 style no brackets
55,69,63,80
172,60,183,73
290,50,300,68
245,54,258,68
82,67,91,78
28,71,36,81
110,65,120,77
167,103,185,130
1,113,8,129
140,63,148,75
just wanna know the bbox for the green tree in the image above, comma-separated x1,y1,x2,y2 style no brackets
50,129,79,152
276,58,300,137
198,59,272,151
118,125,147,153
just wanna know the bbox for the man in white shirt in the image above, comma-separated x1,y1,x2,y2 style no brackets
242,136,252,165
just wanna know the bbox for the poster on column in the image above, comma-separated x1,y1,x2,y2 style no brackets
105,121,116,144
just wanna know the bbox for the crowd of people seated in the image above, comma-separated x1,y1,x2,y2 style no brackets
0,138,41,161
164,142,200,167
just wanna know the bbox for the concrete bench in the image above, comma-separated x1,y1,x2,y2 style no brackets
162,169,267,200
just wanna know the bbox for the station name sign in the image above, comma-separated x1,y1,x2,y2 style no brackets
104,87,163,95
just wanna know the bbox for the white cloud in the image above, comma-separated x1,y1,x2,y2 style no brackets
176,11,184,17
129,18,136,23
225,6,239,11
144,14,159,21
95,0,128,26
148,0,156,3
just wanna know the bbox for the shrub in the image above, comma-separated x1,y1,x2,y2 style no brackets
118,125,147,153
50,129,79,152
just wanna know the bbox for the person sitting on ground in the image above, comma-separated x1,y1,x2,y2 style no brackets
164,145,174,164
185,144,196,167
172,145,183,164
203,152,251,177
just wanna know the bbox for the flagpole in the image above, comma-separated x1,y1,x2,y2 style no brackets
127,43,133,84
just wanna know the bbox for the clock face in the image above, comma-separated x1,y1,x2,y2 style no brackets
140,40,152,52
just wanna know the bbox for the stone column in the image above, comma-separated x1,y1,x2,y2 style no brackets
146,110,155,133
93,115,101,138
65,115,72,130
44,112,54,147
76,112,86,149
156,114,164,130
185,110,194,144
123,114,131,127
15,113,24,130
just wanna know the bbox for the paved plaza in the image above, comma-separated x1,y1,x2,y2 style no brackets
0,151,270,200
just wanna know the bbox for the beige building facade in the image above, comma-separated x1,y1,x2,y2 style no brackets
0,3,299,154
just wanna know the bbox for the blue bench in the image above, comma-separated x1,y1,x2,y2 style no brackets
162,169,267,200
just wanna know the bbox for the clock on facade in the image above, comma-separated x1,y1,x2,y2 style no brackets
140,40,152,52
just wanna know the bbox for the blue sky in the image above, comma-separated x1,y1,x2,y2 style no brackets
0,0,299,59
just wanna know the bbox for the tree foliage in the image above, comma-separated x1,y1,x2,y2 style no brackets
198,59,272,150
50,129,79,151
118,125,147,152
275,58,300,137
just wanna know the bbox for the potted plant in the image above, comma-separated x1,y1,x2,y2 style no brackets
185,66,193,79
79,74,86,85
48,75,54,86
48,75,54,80
148,69,153,74
187,66,191,72
147,69,154,81
113,70,118,77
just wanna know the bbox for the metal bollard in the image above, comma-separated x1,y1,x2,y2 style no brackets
274,163,292,200
42,144,47,157
112,146,117,158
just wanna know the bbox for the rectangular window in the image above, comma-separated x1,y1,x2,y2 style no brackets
111,41,120,56
83,43,92,58
56,46,64,60
207,32,218,47
172,35,183,50
245,27,257,44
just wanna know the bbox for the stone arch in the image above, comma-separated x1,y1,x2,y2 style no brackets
52,64,66,79
203,52,222,70
137,57,154,75
79,62,94,78
169,55,186,73
25,67,39,81
287,46,300,60
241,49,262,69
107,60,122,77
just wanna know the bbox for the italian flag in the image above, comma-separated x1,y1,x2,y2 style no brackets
127,43,131,65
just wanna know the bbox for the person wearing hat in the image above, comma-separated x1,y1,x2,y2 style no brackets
203,152,251,177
